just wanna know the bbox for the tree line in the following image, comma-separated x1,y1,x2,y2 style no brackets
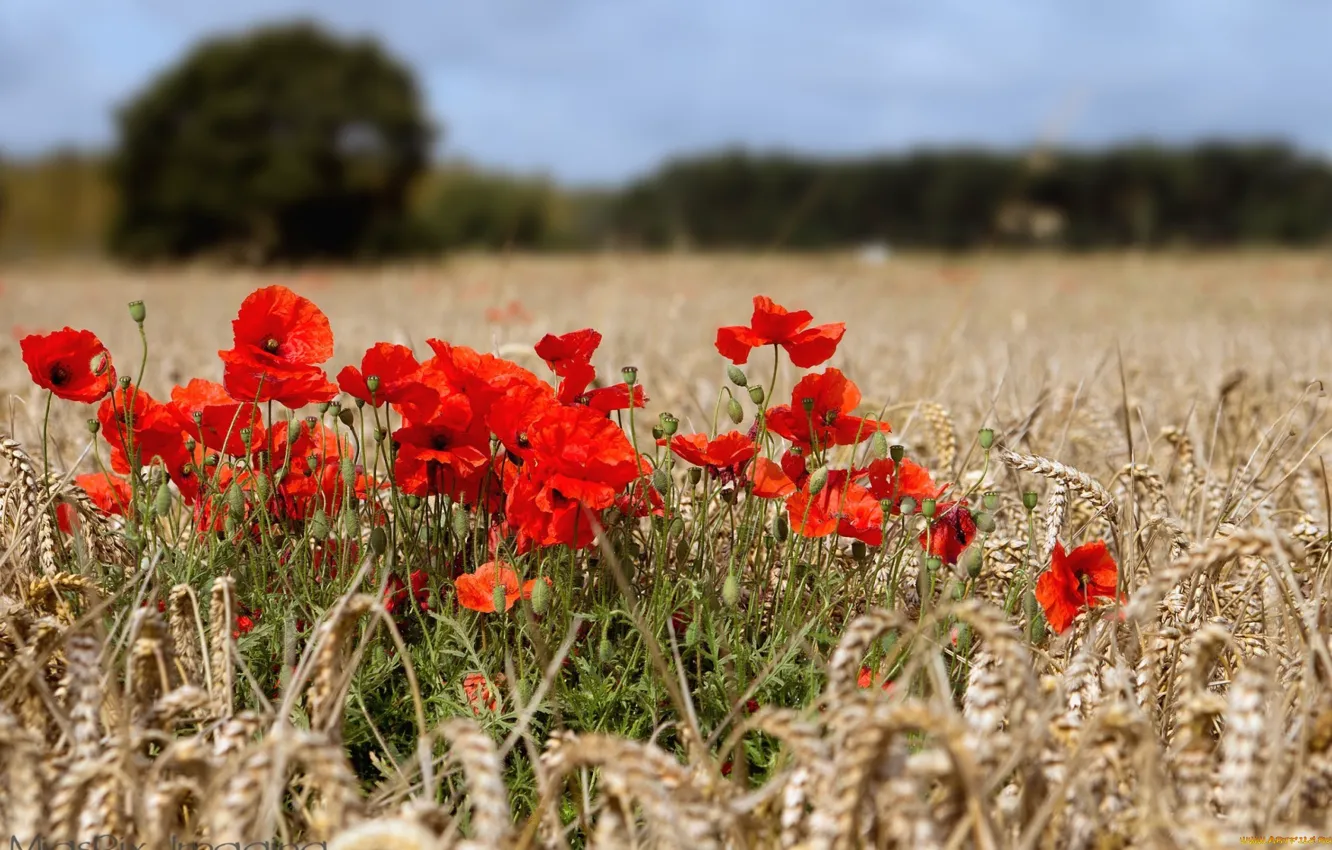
2,22,1330,261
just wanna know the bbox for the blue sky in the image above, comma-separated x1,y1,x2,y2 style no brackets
1,1,1328,184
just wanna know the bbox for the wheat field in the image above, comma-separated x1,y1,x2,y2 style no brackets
2,251,1332,848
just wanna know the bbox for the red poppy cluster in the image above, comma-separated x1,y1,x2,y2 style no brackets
1034,540,1122,633
31,287,1000,620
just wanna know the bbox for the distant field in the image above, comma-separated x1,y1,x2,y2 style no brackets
2,251,1330,452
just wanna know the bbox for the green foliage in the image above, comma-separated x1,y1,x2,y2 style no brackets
611,142,1332,250
419,166,561,250
107,22,433,263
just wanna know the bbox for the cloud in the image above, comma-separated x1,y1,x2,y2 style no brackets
1,0,1329,182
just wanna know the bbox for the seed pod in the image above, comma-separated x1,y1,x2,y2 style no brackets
726,397,744,424
772,513,789,543
529,576,550,613
1022,491,1039,511
748,385,765,405
154,482,173,517
851,540,868,561
807,465,829,496
871,431,889,460
86,418,100,434
659,412,679,436
492,583,507,615
127,300,146,324
687,467,703,487
452,506,469,539
978,428,995,450
921,498,937,518
899,496,917,515
722,572,740,607
338,408,355,427
369,526,388,555
890,444,905,462
365,375,381,394
982,491,1000,511
974,511,996,533
621,366,638,386
726,365,748,387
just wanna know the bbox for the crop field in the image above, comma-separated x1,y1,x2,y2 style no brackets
2,251,1332,848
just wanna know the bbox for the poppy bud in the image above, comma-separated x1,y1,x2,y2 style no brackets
375,428,387,443
652,466,670,496
369,526,388,555
306,455,318,472
807,465,829,495
452,506,469,539
963,546,984,578
800,397,816,413
405,495,422,510
851,540,868,561
726,365,748,387
955,622,973,656
118,375,132,390
1022,491,1039,511
310,508,329,541
921,498,937,518
748,386,765,405
978,428,995,450
974,511,996,534
598,634,613,663
318,402,331,414
304,416,318,432
722,571,740,607
982,491,1000,511
184,437,196,452
772,513,789,542
685,617,700,648
127,300,146,324
687,467,703,486
659,413,678,436
86,419,100,434
899,496,917,515
492,583,508,616
338,408,355,427
529,576,550,613
288,419,303,441
204,453,220,468
89,352,109,376
726,397,743,424
880,498,894,516
651,425,665,441
365,375,381,394
340,455,356,491
890,444,905,463
226,483,245,518
154,482,172,517
223,515,238,539
674,533,691,564
254,472,271,501
871,431,888,460
621,366,638,386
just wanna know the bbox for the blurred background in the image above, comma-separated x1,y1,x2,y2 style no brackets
2,1,1331,263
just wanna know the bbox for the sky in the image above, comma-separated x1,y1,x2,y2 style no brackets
1,1,1329,184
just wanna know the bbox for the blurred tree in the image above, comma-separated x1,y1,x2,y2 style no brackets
108,21,433,263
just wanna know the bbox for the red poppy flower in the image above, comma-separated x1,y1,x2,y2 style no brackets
487,381,557,462
336,342,439,420
534,329,601,378
615,456,664,518
785,470,884,546
456,561,538,613
1035,540,1121,634
56,472,135,534
859,458,947,511
218,285,336,408
21,328,115,403
97,386,190,476
506,405,640,550
715,295,846,368
423,339,539,418
170,379,266,457
392,411,492,503
919,501,977,566
765,369,890,452
660,431,757,470
462,673,498,715
857,666,895,692
749,457,796,499
232,614,256,639
385,569,431,615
